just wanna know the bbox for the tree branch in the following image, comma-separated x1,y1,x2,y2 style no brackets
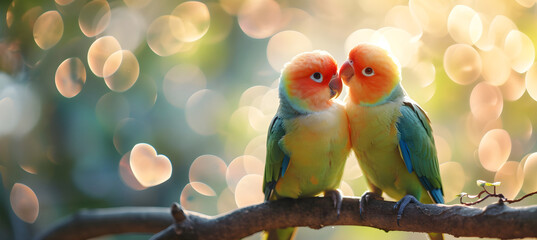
36,197,537,240
34,207,173,240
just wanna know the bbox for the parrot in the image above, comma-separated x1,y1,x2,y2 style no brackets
339,43,444,240
262,50,351,240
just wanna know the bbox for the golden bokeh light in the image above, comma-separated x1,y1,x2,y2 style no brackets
465,113,503,146
226,155,264,192
500,71,526,101
247,106,268,132
384,5,422,39
217,188,237,214
87,36,122,77
480,47,511,86
526,63,537,101
515,0,537,7
163,64,206,109
180,183,218,215
378,27,418,67
219,0,246,15
129,143,172,187
488,15,517,48
494,161,523,200
434,134,451,163
408,0,450,37
171,1,210,42
234,174,264,208
78,0,111,37
258,88,278,115
189,155,227,195
339,180,354,197
401,61,436,104
447,5,482,44
239,85,270,107
504,30,535,73
522,153,537,193
439,161,465,203
469,82,503,122
478,129,511,172
123,0,151,8
185,89,227,135
190,182,217,197
443,44,482,85
344,29,377,55
103,8,146,51
146,15,188,56
204,3,233,43
342,154,362,181
102,50,139,92
118,152,146,191
244,134,267,162
267,30,312,72
10,183,39,223
33,11,63,50
238,0,282,39
55,0,74,6
55,57,86,98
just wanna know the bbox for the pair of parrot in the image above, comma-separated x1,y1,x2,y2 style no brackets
262,43,444,240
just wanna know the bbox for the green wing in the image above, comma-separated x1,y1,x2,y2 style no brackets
262,116,290,201
396,100,444,203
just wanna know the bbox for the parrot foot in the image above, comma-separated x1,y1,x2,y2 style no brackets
324,189,343,217
393,194,420,226
359,191,383,218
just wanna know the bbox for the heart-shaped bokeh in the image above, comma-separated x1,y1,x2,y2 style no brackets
130,143,172,187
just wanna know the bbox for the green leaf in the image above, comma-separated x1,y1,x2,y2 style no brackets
476,180,486,187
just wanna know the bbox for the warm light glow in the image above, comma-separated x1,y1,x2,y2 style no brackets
480,47,511,86
118,152,146,191
522,153,537,193
479,129,511,172
102,50,139,92
146,15,187,56
443,44,482,85
33,11,63,50
189,155,227,195
234,174,264,207
10,183,39,223
171,1,211,42
266,30,312,72
504,30,535,73
226,155,264,192
238,0,282,39
447,5,482,44
55,58,86,98
78,0,111,37
469,82,503,122
439,161,465,203
129,143,172,187
342,153,362,181
494,161,523,199
87,36,122,77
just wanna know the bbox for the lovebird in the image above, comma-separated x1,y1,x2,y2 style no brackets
340,43,444,240
262,51,351,240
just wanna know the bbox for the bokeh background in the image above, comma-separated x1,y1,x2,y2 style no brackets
1,0,537,239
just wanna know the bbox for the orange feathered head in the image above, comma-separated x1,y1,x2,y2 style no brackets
280,50,342,113
339,43,401,105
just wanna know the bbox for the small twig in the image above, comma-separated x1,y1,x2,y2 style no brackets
459,180,537,206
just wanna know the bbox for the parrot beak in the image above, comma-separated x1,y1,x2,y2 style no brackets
339,60,354,85
329,73,342,99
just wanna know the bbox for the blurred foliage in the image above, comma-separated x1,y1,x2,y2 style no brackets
1,0,537,239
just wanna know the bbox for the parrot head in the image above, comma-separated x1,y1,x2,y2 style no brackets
339,43,401,106
280,50,342,113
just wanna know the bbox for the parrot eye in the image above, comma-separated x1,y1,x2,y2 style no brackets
310,72,323,83
362,67,374,77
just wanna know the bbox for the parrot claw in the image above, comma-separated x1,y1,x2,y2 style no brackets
325,189,343,217
359,191,383,218
393,195,420,226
